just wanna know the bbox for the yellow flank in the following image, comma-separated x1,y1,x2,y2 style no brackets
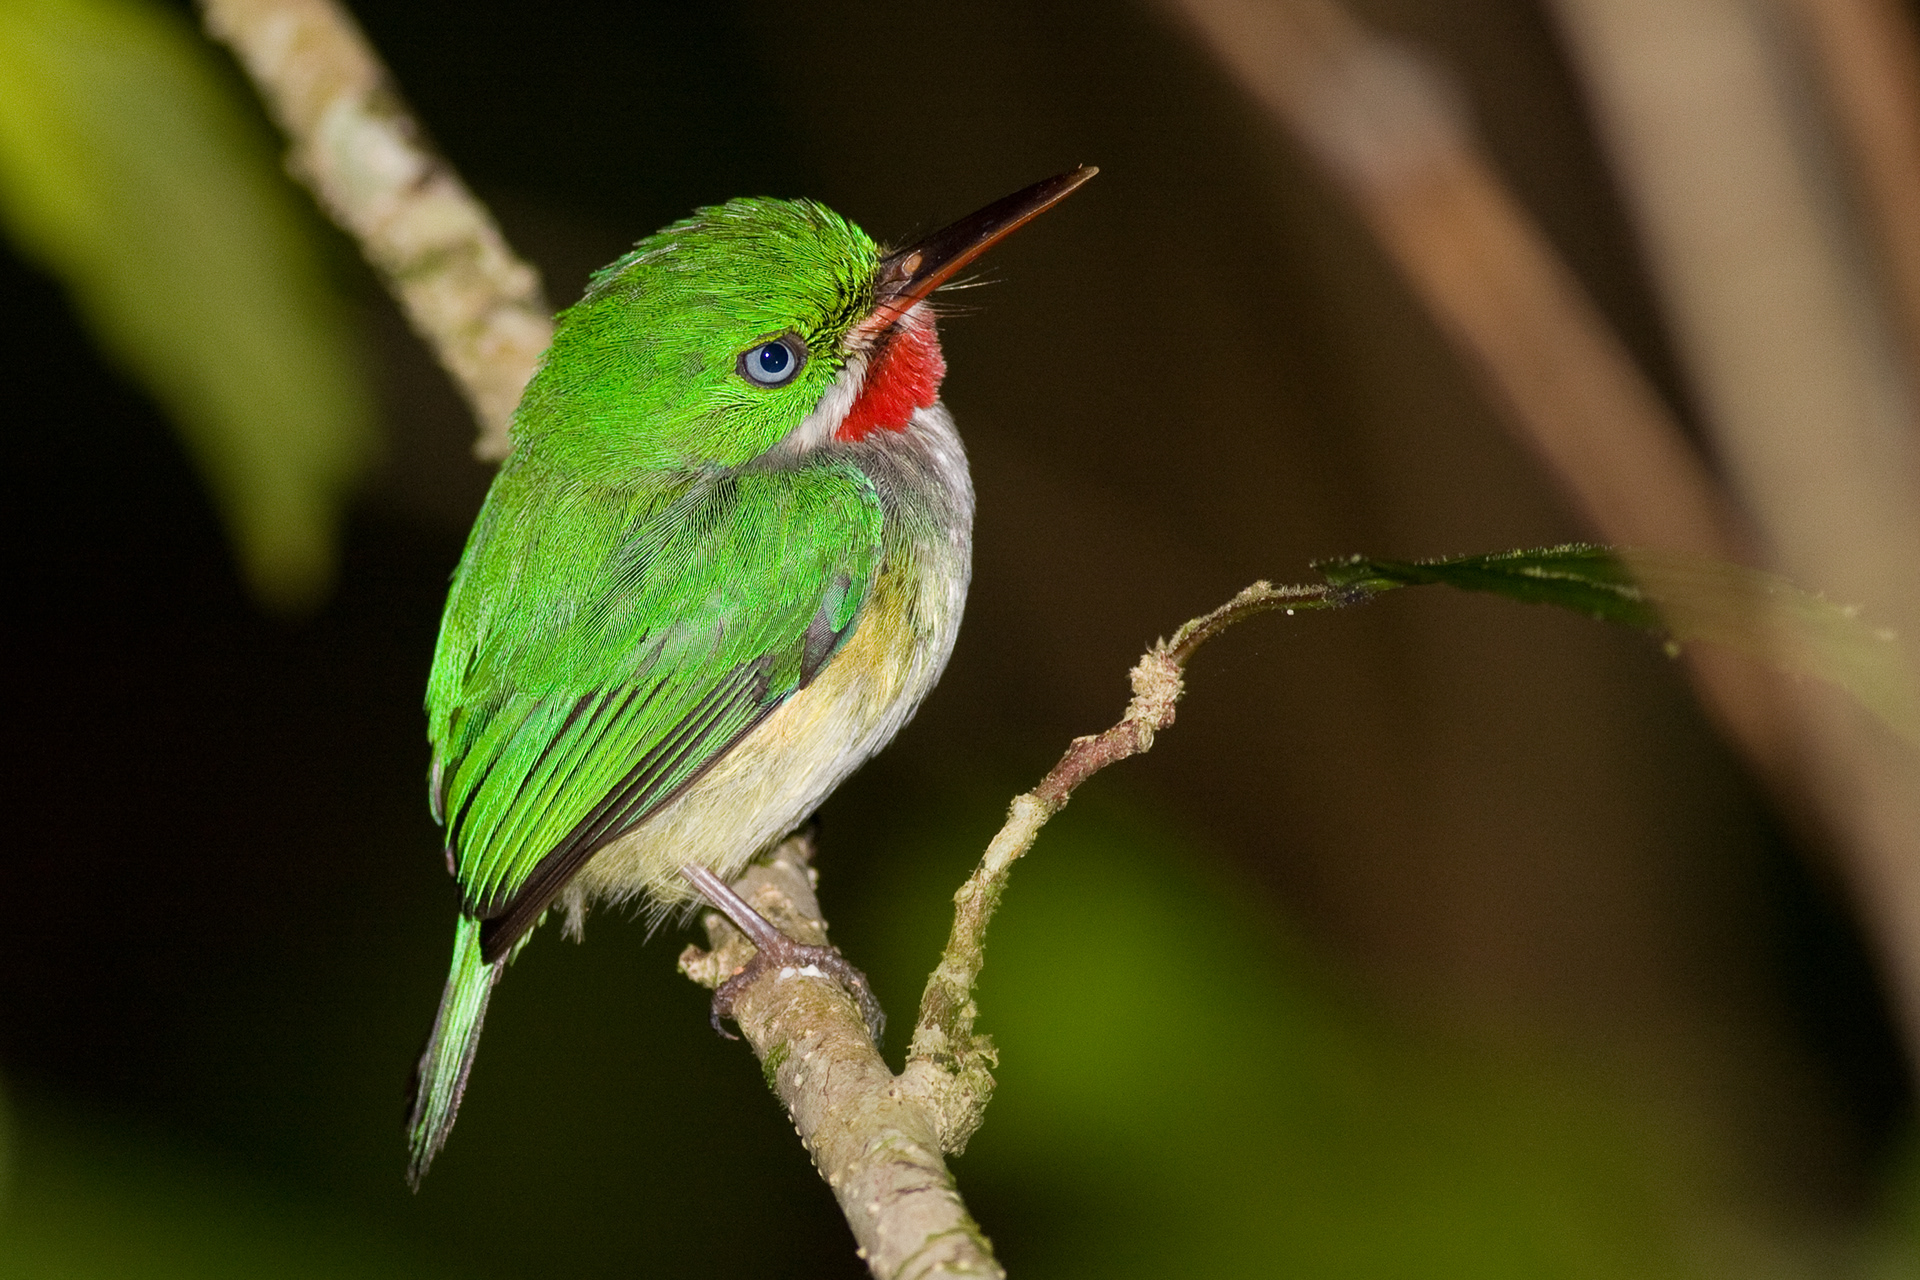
561,573,925,927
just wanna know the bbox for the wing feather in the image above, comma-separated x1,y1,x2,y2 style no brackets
427,457,883,961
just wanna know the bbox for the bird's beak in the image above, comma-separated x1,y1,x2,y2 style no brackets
857,166,1098,339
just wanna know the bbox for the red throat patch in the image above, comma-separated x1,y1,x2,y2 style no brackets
835,316,947,443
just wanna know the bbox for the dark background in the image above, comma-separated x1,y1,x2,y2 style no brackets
4,0,1912,1274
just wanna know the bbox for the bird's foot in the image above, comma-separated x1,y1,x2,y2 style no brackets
681,863,885,1044
710,935,885,1043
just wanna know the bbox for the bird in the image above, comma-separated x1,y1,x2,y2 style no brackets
405,167,1097,1186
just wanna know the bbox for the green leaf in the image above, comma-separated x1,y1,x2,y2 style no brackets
0,0,374,611
872,794,1718,1279
0,1084,441,1280
1866,1129,1920,1280
1315,544,1920,746
1618,548,1920,746
1315,543,1663,630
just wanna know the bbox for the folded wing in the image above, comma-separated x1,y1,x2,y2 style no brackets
426,459,883,963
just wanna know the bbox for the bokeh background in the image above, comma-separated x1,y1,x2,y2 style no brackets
3,0,1917,1275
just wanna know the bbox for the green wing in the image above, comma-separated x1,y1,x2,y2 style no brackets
426,457,882,962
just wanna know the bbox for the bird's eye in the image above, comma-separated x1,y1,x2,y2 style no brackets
739,336,805,387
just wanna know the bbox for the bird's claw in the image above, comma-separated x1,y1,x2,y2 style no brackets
709,933,885,1045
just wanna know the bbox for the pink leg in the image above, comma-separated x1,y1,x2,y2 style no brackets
682,863,885,1042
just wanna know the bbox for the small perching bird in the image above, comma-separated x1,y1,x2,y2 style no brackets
406,168,1097,1186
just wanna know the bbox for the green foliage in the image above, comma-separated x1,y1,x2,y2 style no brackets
1316,544,1661,630
883,798,1716,1279
1319,544,1920,744
0,1086,440,1280
0,0,373,610
1618,547,1920,745
1867,1131,1920,1280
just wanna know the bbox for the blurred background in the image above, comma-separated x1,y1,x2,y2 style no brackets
3,0,1918,1275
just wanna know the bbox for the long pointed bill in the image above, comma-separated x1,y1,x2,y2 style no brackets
857,166,1098,339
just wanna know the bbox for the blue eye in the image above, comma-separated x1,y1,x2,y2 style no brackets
740,336,804,386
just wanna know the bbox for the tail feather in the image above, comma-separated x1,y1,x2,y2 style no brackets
406,915,498,1188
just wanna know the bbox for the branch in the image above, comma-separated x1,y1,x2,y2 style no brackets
680,836,999,1279
908,580,1343,1128
199,0,551,460
679,580,1353,1276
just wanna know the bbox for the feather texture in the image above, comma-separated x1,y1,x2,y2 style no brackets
406,916,495,1188
431,458,885,937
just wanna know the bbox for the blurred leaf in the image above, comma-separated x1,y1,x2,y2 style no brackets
0,1079,11,1213
1318,544,1920,745
1618,548,1920,746
1866,1128,1920,1280
0,0,374,611
873,794,1731,1279
1316,543,1661,629
0,1084,441,1280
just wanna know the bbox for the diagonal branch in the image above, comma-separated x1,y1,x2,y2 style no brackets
199,0,550,460
906,579,1346,1135
680,836,1001,1280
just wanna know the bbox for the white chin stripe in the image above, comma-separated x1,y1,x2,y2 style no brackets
774,353,868,456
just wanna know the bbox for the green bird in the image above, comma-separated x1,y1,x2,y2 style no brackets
406,168,1096,1185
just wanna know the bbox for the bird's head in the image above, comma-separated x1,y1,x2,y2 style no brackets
511,169,1096,481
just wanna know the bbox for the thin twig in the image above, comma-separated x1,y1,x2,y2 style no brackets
199,0,550,459
678,581,1355,1275
904,581,1345,1147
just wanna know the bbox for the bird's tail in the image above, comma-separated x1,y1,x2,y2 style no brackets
406,914,498,1188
